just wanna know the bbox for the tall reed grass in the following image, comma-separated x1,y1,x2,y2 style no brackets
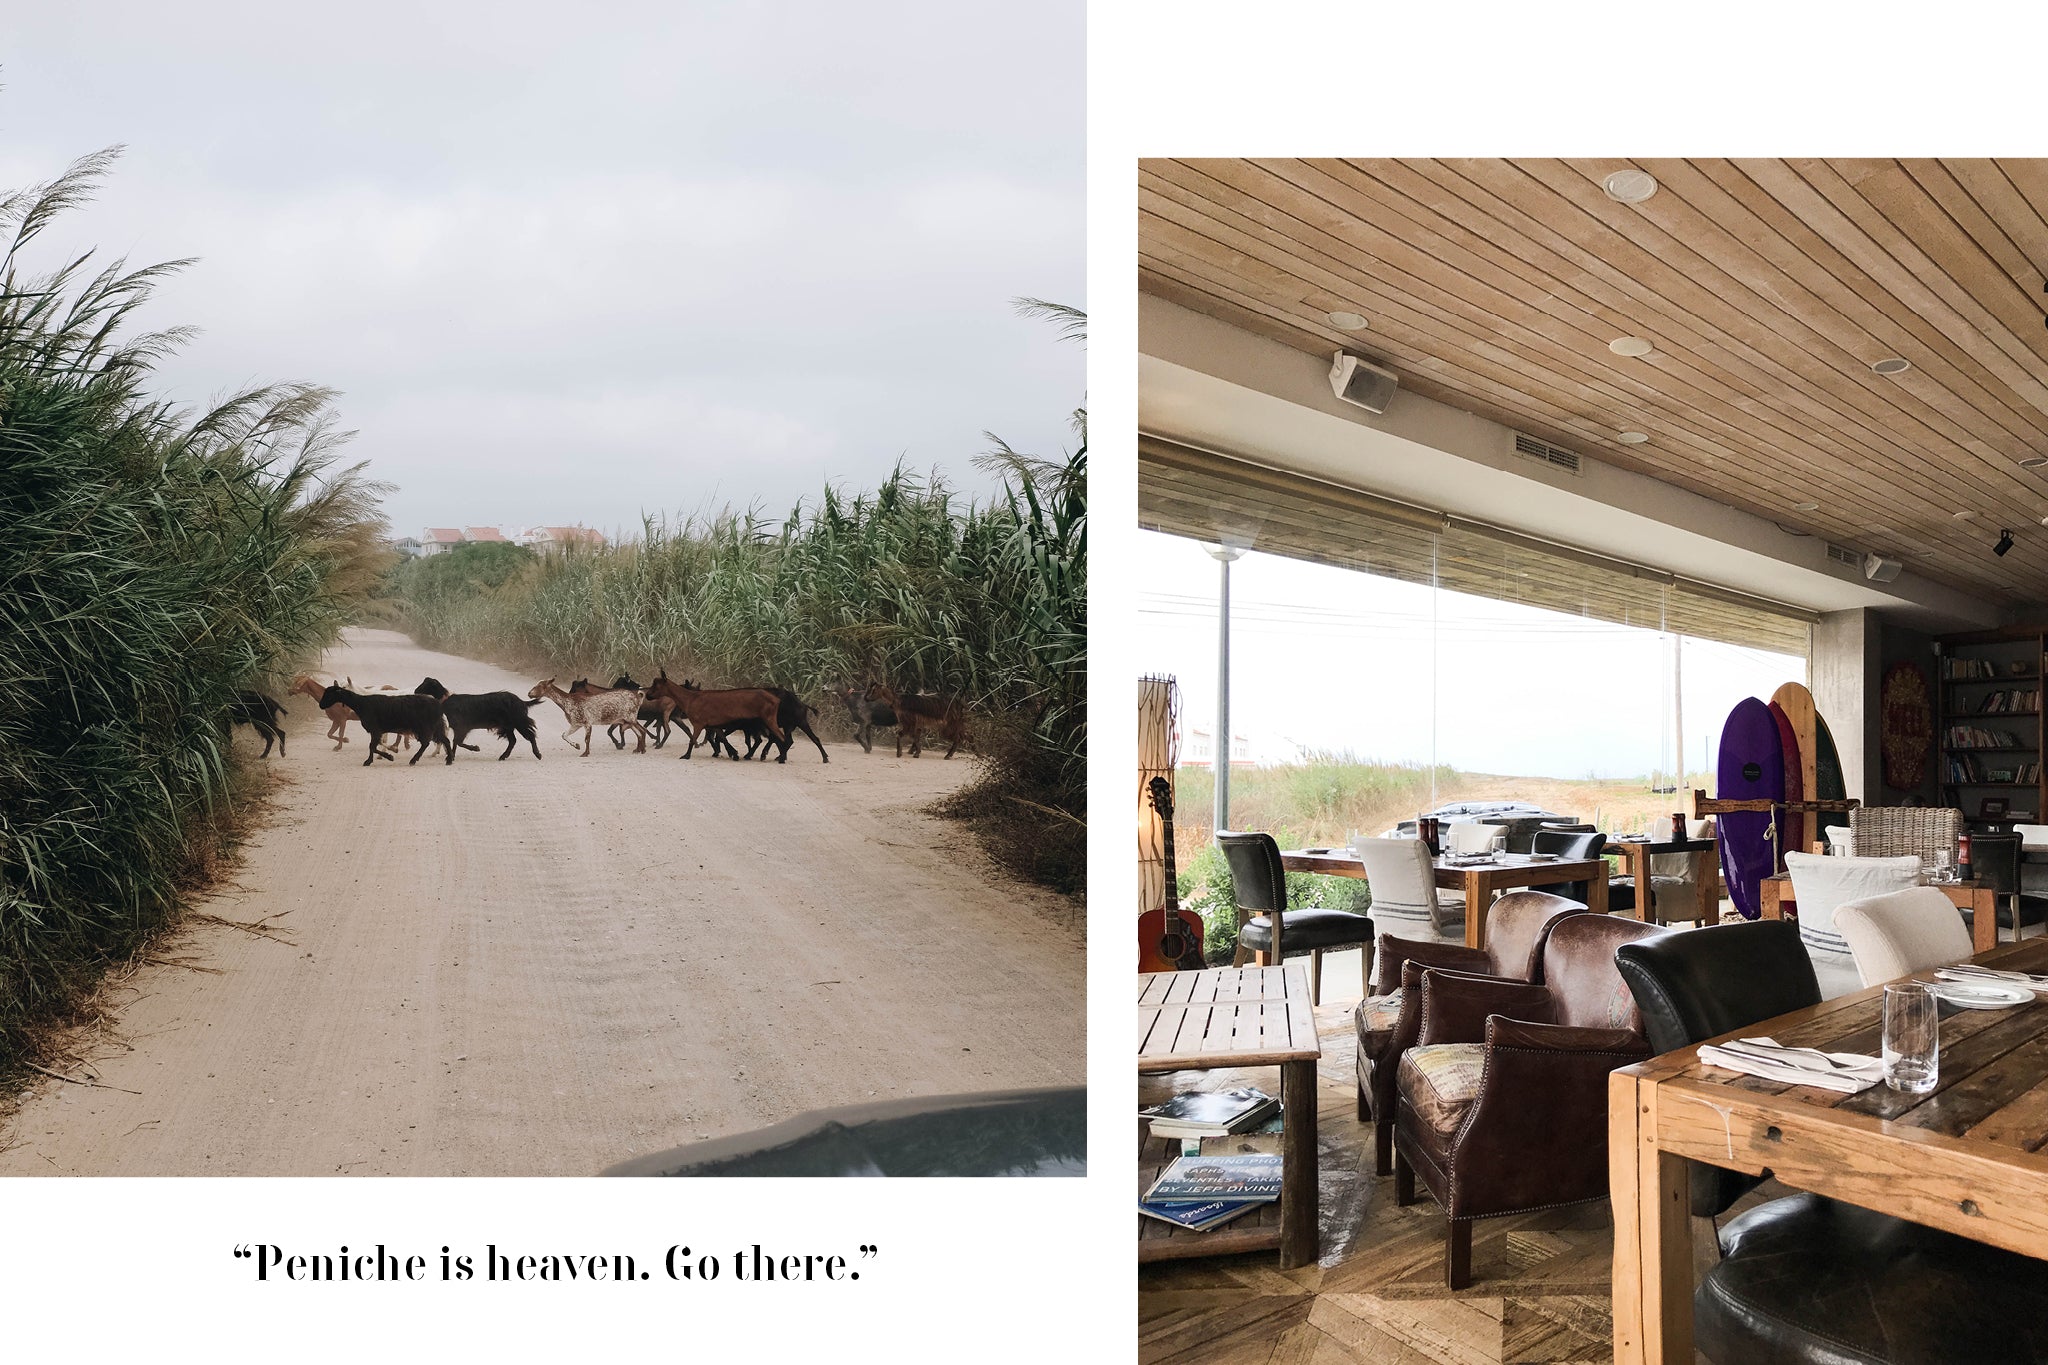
0,149,390,1071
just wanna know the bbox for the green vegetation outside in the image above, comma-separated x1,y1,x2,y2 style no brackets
0,150,389,1073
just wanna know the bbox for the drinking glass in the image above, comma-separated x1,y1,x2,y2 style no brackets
1882,983,1939,1093
1931,849,1954,884
1490,831,1507,858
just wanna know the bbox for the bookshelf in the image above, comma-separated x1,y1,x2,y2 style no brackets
1936,629,2046,830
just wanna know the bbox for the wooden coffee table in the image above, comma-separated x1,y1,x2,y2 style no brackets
1137,964,1321,1268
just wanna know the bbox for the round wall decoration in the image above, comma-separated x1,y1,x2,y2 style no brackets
1880,660,1933,791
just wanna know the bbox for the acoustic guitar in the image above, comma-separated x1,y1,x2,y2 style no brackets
1139,776,1207,972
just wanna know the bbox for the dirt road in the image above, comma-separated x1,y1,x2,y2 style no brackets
0,630,1084,1175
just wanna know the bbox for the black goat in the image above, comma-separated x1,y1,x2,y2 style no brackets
230,690,289,757
703,688,828,764
317,683,453,766
415,677,544,761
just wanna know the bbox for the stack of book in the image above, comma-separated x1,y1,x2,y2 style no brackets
1138,1153,1284,1231
1139,1087,1280,1141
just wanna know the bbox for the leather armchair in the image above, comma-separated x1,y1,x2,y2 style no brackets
1353,890,1584,1176
1392,913,1663,1288
1613,918,2048,1363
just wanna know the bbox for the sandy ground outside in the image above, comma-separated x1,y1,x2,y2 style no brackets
0,629,1084,1175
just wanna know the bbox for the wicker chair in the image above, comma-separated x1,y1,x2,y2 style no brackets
1848,806,1962,865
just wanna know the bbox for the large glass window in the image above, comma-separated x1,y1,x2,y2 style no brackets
1137,527,1809,850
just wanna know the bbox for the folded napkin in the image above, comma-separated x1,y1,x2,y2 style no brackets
1697,1037,1886,1093
1942,963,2048,993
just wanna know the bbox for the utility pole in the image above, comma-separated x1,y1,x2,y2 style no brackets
1673,633,1685,795
1207,543,1246,835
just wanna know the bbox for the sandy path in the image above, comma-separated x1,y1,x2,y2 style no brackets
0,629,1083,1175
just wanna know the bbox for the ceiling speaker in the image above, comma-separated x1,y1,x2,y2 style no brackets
1328,352,1399,415
1864,553,1903,583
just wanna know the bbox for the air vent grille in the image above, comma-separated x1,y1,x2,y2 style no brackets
1512,433,1582,474
1826,542,1861,568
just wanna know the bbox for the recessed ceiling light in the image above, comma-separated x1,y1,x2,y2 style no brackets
1326,310,1369,330
2023,457,2048,470
1604,169,1659,203
1954,510,1979,521
1609,336,1654,357
1872,357,1912,375
1616,431,1649,444
1791,501,1820,512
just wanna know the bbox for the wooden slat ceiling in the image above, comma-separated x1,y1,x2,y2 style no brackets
1140,435,1815,656
1138,157,2048,608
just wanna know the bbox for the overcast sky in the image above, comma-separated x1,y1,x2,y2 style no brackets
1136,531,1808,783
0,2,1083,539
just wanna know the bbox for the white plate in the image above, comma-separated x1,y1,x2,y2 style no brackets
1928,978,2035,1009
1525,852,1560,862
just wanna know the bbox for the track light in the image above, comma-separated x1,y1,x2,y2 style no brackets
1996,529,2016,557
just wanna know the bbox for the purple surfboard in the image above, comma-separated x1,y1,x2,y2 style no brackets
1718,697,1785,921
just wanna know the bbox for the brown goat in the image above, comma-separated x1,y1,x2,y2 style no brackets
292,674,356,750
866,683,964,758
644,673,785,759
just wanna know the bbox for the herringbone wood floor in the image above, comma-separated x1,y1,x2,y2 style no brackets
1139,1003,1621,1365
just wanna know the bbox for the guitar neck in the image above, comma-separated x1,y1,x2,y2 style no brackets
1161,812,1179,911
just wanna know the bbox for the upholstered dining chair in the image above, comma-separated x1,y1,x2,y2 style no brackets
1392,913,1663,1287
1527,827,1606,904
1834,886,1974,987
1217,831,1375,1006
1958,831,2048,944
1352,890,1584,1176
1351,835,1465,939
1782,851,1922,959
1443,820,1499,856
1614,919,2048,1364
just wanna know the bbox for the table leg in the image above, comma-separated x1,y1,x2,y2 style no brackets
1695,849,1720,925
1972,886,1999,953
1609,1072,1693,1364
1760,877,1783,921
1464,870,1486,950
1279,1057,1318,1269
1588,863,1608,916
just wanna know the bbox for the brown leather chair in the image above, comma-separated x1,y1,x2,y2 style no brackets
1353,890,1585,1176
1392,913,1665,1288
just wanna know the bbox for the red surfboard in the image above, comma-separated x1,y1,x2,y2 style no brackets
1769,700,1804,874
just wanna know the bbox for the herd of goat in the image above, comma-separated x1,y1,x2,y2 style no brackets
229,672,966,768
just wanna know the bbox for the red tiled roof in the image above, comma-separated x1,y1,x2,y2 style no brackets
463,526,509,542
539,526,606,543
423,527,463,542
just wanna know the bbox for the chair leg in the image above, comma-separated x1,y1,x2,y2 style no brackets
1309,949,1323,1006
1393,1148,1416,1206
1445,1218,1473,1290
1361,938,1373,996
1375,1114,1393,1177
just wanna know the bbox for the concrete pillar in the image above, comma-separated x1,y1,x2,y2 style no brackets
1812,608,1881,804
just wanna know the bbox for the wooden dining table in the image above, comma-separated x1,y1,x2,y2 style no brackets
1604,835,1719,926
1279,848,1607,951
1611,934,2048,1363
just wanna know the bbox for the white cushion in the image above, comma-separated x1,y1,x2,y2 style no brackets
1835,887,1974,987
1784,851,1922,955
